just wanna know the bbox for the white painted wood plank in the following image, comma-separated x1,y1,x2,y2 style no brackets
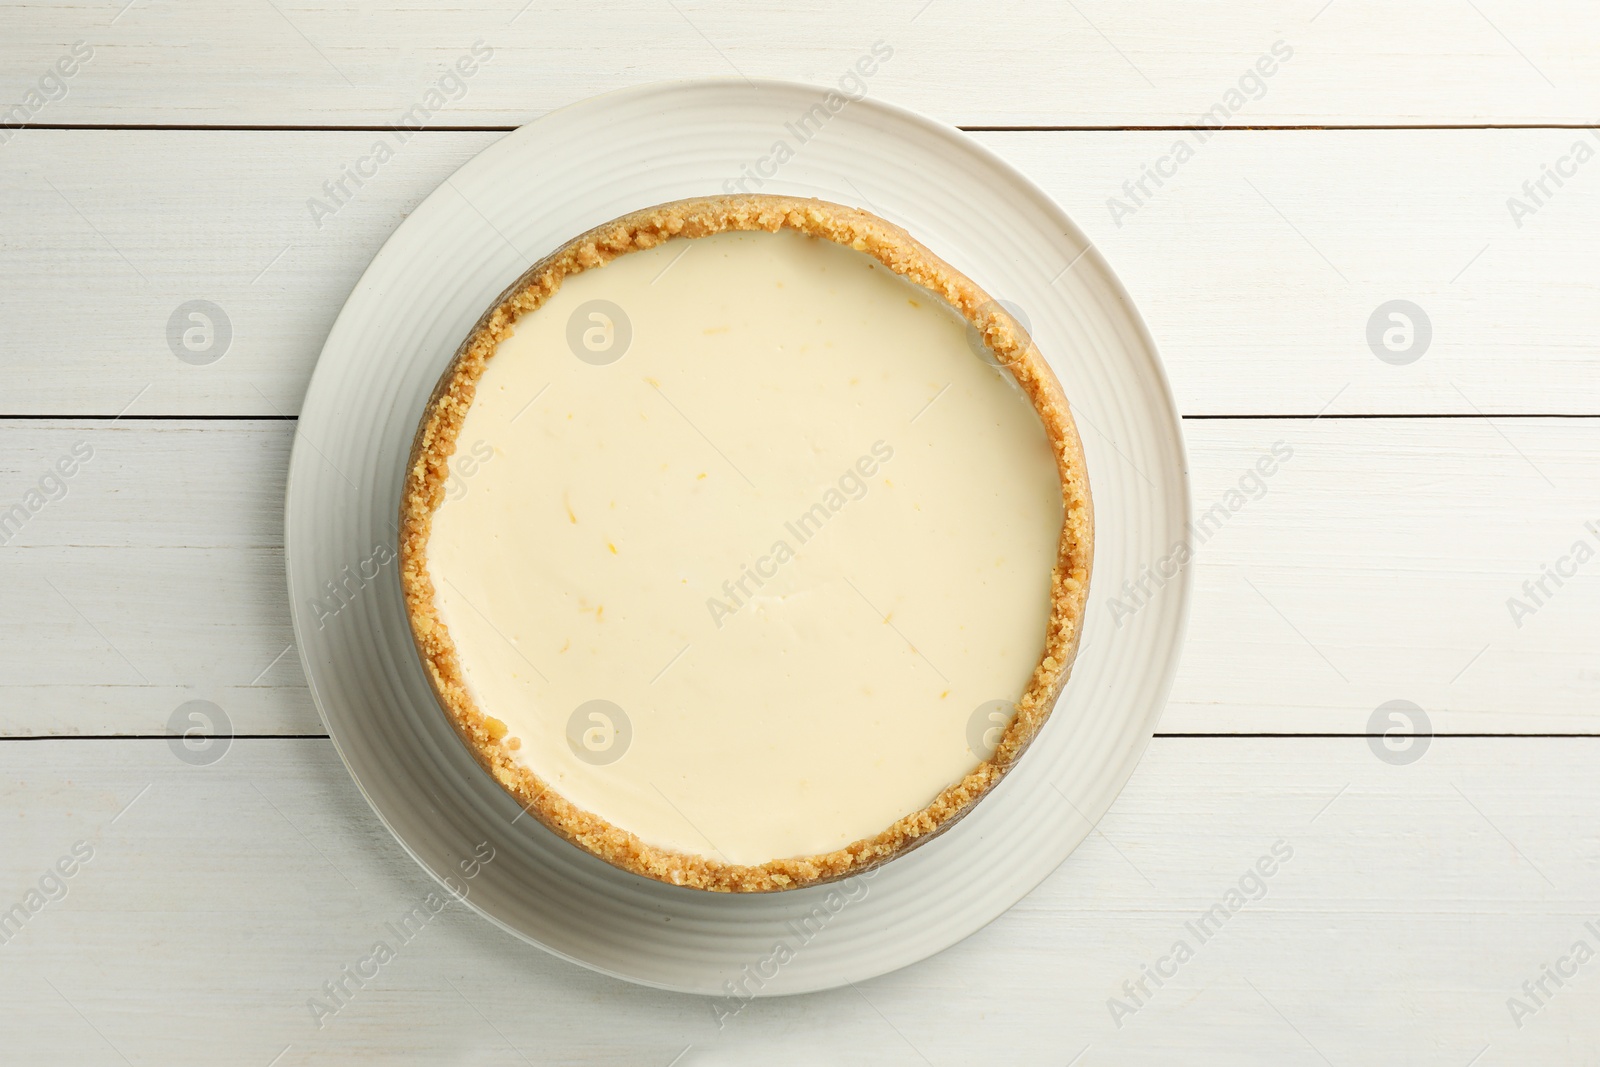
3,129,1595,417
1,1,1595,126
0,130,496,418
0,736,1593,1064
1009,128,1600,420
0,421,315,735
1162,417,1600,734
2,418,1596,736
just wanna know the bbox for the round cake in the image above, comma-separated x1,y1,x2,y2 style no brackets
400,195,1092,892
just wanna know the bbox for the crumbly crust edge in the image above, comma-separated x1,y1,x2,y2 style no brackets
398,194,1094,893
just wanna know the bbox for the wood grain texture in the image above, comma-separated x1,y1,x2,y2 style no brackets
0,421,312,735
3,6,1596,1056
1,736,1594,1065
1,0,1594,126
2,129,1596,416
2,419,1595,737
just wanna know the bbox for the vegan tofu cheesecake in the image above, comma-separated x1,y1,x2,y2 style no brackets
400,195,1092,892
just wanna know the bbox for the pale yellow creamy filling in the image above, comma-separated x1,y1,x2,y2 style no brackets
428,228,1061,865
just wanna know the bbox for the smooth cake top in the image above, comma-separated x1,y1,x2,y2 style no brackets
400,195,1092,892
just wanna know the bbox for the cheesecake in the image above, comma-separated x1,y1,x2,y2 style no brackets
400,195,1092,892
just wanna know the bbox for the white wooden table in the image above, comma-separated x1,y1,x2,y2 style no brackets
3,3,1597,1063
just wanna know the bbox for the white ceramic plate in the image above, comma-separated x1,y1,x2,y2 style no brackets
286,78,1189,996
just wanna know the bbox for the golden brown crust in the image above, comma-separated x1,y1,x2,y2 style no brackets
399,195,1093,892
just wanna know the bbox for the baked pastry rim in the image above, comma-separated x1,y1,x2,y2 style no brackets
398,194,1094,893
